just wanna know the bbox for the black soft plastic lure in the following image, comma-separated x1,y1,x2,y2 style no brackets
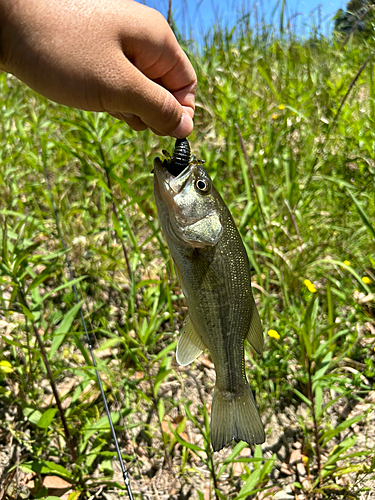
158,138,205,177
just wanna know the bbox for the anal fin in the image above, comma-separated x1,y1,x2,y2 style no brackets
246,297,264,354
176,316,206,366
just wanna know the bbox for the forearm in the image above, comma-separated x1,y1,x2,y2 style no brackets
0,0,15,70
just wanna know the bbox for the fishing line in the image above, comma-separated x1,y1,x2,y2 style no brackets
42,158,134,500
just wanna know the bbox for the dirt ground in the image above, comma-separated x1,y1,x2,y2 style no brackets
1,346,375,500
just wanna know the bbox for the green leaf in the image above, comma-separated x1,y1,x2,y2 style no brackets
284,104,308,121
73,334,92,366
40,276,87,304
312,352,332,383
237,468,261,498
19,460,72,479
1,226,10,268
314,435,358,487
100,458,114,475
320,394,344,418
80,411,121,450
253,444,263,470
153,341,177,363
12,242,41,273
157,398,165,423
37,408,57,429
0,260,11,276
257,61,280,100
49,301,83,359
19,303,35,322
135,279,162,291
259,454,277,482
7,284,19,311
214,489,228,500
92,412,120,430
85,443,104,468
112,212,123,239
324,435,357,468
313,330,348,360
292,388,312,407
332,463,366,477
217,441,248,478
0,337,24,349
26,263,56,294
71,379,92,404
153,367,171,398
320,414,364,446
167,421,204,452
96,337,122,351
347,189,375,239
23,407,42,425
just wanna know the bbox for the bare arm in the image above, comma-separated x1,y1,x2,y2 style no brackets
0,0,197,137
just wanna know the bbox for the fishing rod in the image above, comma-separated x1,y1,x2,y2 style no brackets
42,160,134,500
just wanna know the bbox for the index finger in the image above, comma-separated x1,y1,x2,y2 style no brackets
121,4,197,109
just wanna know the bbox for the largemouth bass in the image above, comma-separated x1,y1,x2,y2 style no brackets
153,139,265,451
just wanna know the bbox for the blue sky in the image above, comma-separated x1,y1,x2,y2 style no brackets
143,0,347,39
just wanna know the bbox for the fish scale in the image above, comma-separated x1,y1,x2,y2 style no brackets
153,139,265,451
197,215,250,389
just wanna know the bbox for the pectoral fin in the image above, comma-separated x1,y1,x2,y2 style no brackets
246,298,264,354
194,250,222,291
176,316,206,366
173,258,188,298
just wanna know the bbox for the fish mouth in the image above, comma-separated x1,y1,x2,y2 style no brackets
153,157,192,194
162,156,188,177
153,138,191,177
153,158,195,243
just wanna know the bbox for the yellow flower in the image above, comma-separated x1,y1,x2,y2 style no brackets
0,360,13,374
344,260,350,266
271,113,278,120
362,277,371,284
278,104,285,110
268,329,280,339
304,279,317,293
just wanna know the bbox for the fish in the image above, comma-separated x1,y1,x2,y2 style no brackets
153,138,265,452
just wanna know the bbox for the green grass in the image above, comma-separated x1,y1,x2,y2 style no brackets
1,7,375,500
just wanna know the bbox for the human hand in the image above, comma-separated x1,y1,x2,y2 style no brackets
0,0,196,137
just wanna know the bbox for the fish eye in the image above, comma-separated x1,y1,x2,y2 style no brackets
195,178,210,193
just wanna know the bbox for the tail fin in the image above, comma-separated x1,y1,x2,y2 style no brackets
210,384,265,452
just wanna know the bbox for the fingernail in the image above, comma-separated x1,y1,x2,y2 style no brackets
171,113,193,139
